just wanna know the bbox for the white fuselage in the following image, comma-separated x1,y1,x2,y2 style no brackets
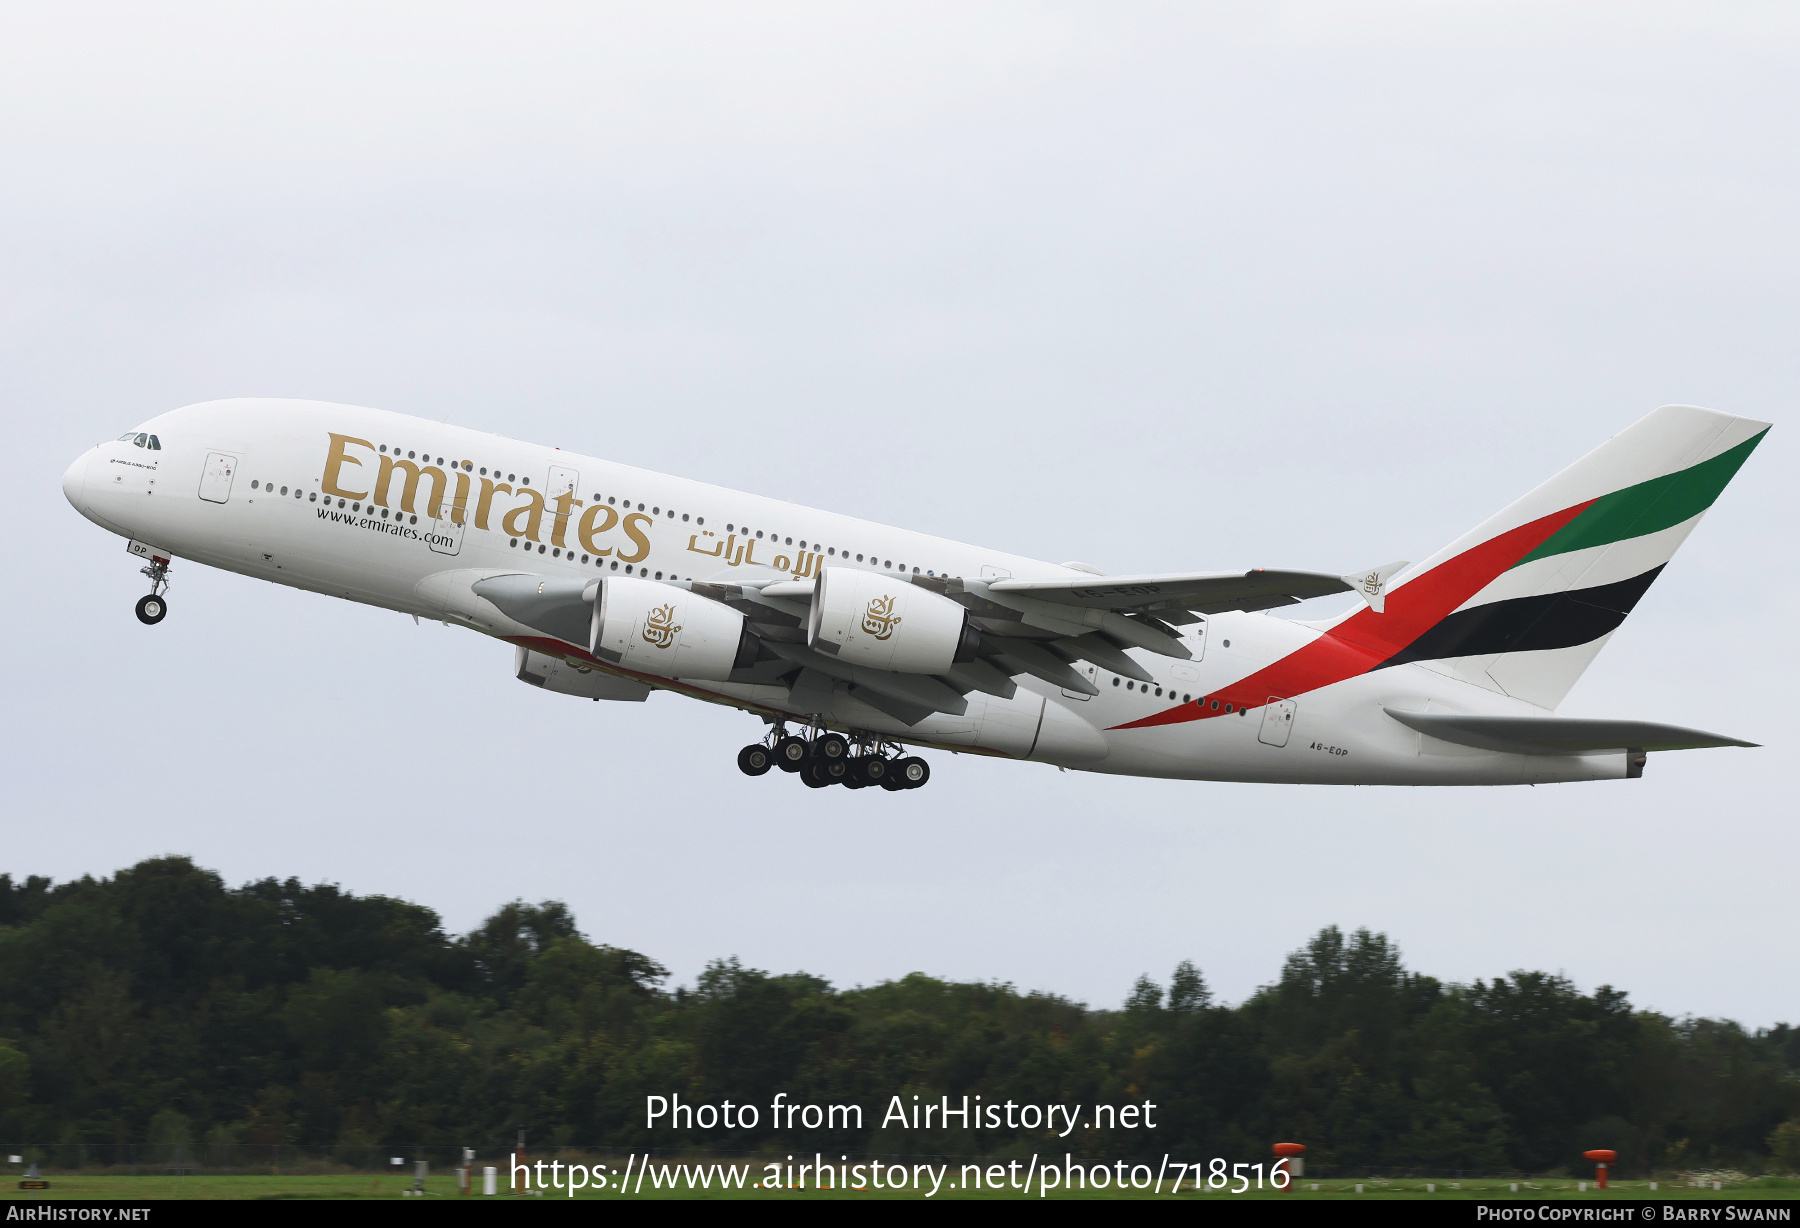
63,399,1630,786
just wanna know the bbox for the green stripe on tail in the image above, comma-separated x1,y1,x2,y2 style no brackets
1512,429,1768,569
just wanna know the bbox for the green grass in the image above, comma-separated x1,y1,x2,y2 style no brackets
2,1173,1796,1201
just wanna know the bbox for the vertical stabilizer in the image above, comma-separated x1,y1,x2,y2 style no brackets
1330,406,1768,708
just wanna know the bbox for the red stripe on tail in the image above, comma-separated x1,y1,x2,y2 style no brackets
1108,499,1595,731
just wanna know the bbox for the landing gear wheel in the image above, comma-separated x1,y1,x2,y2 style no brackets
895,757,930,789
860,757,889,786
880,772,907,792
802,761,834,788
737,744,772,776
135,594,167,625
811,733,849,762
774,736,809,772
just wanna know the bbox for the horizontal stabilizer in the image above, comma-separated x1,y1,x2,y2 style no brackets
1383,708,1758,755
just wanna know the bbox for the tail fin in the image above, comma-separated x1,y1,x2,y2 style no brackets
1332,405,1769,709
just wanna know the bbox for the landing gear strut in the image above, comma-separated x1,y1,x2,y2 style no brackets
741,723,929,790
135,556,171,625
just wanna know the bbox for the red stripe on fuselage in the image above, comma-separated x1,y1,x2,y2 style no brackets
1107,500,1595,731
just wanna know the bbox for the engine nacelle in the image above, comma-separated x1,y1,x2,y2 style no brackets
515,646,651,702
807,566,978,674
590,576,753,681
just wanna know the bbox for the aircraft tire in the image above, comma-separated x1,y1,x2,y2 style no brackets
135,595,167,625
862,756,889,785
879,771,907,792
896,757,930,789
801,762,833,788
774,736,808,772
811,733,849,762
737,745,773,776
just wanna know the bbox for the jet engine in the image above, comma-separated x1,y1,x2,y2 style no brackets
590,576,756,681
807,566,979,674
515,646,651,702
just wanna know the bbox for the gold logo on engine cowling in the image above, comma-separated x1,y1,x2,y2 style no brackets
861,594,901,640
642,604,682,648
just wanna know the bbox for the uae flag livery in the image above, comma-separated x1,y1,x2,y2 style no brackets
1113,407,1768,731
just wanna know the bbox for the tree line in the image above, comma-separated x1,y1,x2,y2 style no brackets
0,856,1794,1176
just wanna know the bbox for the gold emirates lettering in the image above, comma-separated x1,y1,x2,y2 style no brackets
315,430,651,562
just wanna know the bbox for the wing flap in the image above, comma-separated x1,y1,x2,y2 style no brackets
986,569,1351,615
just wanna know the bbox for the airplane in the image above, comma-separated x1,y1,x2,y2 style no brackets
63,400,1766,790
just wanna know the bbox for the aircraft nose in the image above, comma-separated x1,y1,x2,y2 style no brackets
62,451,92,508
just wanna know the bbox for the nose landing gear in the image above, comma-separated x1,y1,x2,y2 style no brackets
739,724,930,790
135,555,172,625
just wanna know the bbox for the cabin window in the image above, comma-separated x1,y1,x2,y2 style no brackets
279,486,288,495
1211,700,1220,710
580,554,588,563
379,445,388,453
1154,687,1162,697
509,538,518,548
309,492,317,502
1113,677,1121,687
682,514,689,522
855,553,863,561
251,480,260,489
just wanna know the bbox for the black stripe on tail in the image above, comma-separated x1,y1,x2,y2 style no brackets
1376,566,1665,670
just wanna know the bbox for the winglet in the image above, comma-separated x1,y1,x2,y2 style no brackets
1341,561,1409,613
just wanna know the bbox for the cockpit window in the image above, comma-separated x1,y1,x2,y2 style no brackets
147,435,161,450
134,433,148,447
118,432,137,442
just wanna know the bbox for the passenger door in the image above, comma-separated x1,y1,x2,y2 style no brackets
198,452,237,503
427,514,465,557
546,465,580,502
1258,698,1297,748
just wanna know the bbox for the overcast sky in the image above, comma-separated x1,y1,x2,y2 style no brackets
5,3,1795,1026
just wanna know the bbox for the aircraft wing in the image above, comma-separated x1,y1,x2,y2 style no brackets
985,569,1353,616
1384,709,1758,754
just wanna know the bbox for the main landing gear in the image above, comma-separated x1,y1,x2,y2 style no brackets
736,725,930,791
135,555,172,625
